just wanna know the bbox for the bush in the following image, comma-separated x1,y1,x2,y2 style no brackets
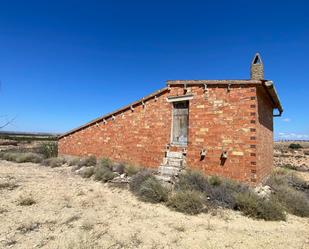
112,163,125,174
124,164,140,176
98,158,112,169
167,190,205,215
208,175,222,186
272,185,309,217
80,167,95,178
0,152,19,161
37,142,58,158
41,157,66,168
267,169,308,192
176,171,248,209
281,164,298,171
266,169,309,217
94,164,115,182
78,155,97,167
288,143,302,150
234,192,286,221
207,179,248,208
138,177,169,203
176,170,210,192
15,153,43,163
129,169,153,193
68,157,81,166
0,152,42,163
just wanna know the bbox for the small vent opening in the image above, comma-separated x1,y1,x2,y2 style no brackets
253,55,261,64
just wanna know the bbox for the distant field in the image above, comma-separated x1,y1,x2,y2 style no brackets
275,141,309,149
0,131,58,142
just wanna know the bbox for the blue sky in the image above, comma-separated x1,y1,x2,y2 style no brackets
0,0,308,140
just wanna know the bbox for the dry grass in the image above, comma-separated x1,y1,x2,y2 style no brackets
41,157,66,167
0,160,309,249
0,152,43,163
0,181,19,190
17,221,40,234
167,190,205,215
17,195,36,206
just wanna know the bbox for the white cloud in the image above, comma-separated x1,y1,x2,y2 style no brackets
277,132,309,140
282,118,291,122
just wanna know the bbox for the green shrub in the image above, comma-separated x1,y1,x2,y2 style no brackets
124,164,140,176
68,157,81,166
98,158,112,169
0,152,42,163
176,170,210,192
78,156,97,167
176,170,248,209
37,142,58,158
267,169,308,192
272,185,309,217
208,175,222,186
288,143,302,150
80,167,95,178
234,192,286,221
94,164,115,182
112,163,125,174
281,164,298,171
129,170,153,193
41,157,66,168
15,153,43,163
167,190,205,215
208,178,248,208
266,169,309,217
138,177,169,203
1,152,19,161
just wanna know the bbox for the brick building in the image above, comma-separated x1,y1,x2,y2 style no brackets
58,54,283,184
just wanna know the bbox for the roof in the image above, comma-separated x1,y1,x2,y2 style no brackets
59,79,283,139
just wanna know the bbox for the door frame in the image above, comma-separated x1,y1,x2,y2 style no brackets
170,100,189,147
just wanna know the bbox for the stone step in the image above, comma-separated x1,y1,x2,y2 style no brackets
158,165,182,176
166,151,183,159
166,158,183,167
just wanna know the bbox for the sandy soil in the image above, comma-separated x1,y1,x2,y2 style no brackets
0,160,309,249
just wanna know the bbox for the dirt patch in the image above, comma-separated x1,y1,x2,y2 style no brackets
0,160,308,249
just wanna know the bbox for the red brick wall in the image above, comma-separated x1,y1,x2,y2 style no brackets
59,83,274,184
59,90,171,168
169,85,258,183
256,86,274,182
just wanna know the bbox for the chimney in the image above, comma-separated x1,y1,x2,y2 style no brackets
250,53,264,80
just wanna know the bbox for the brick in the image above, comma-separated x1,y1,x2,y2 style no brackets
58,84,274,185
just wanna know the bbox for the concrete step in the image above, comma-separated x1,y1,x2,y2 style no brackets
158,165,182,176
166,158,183,167
166,151,183,159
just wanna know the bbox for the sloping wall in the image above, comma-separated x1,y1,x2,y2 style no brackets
59,90,171,167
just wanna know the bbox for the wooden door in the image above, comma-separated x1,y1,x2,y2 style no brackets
172,101,189,145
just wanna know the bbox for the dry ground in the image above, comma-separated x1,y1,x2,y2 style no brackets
0,161,308,249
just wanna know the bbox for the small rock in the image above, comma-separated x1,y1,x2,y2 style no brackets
254,185,272,199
